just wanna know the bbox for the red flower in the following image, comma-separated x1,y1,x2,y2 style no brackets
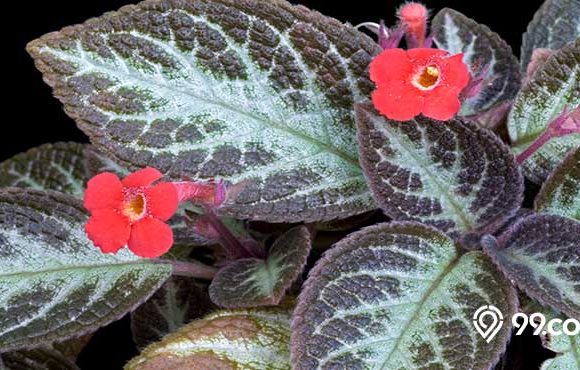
84,167,178,258
370,48,470,121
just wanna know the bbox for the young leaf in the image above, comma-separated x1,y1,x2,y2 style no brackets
125,305,292,370
131,277,214,349
0,188,172,352
483,214,580,319
521,0,580,69
292,222,517,370
538,309,580,370
209,226,311,308
356,103,523,238
508,39,580,183
432,8,521,117
0,347,80,370
535,147,580,220
27,0,382,223
0,142,90,198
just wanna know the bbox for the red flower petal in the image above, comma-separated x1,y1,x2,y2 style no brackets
145,182,179,221
84,173,123,212
370,48,413,86
128,217,174,258
422,88,462,121
372,84,424,121
441,53,470,90
407,48,448,64
122,167,163,188
85,209,131,253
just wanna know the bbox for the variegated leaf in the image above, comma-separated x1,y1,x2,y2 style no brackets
0,347,79,370
432,8,521,117
483,214,580,319
521,0,580,69
536,147,580,220
539,309,580,370
508,39,580,183
27,0,382,223
292,222,517,370
131,277,214,349
0,188,172,352
0,142,90,198
209,226,310,308
125,305,292,369
355,103,523,238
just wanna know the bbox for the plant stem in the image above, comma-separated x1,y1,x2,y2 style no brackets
516,130,552,164
168,260,218,280
203,206,263,259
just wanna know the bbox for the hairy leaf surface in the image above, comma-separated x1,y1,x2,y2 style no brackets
432,8,521,116
508,39,580,183
0,347,79,370
27,0,382,222
521,0,580,69
292,222,517,370
537,308,580,370
536,147,580,220
131,277,214,349
209,226,310,308
125,305,292,369
0,189,172,351
483,214,580,319
0,143,90,198
356,103,523,237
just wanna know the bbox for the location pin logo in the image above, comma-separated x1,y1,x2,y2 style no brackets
473,305,504,343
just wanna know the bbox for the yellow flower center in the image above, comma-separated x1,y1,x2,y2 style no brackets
413,65,440,90
122,194,146,222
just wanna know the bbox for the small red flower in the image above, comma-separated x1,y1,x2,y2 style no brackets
84,167,179,258
370,48,470,121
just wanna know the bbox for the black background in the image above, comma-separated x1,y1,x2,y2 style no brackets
3,0,547,369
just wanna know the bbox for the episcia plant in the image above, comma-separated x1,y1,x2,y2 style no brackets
0,0,578,368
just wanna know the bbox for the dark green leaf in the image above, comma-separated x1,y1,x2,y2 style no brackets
292,222,517,370
0,143,90,198
432,8,521,117
508,39,580,183
536,147,580,220
356,103,523,238
0,347,79,370
0,188,172,351
521,0,580,69
131,277,214,349
27,0,382,223
483,214,580,319
209,226,310,307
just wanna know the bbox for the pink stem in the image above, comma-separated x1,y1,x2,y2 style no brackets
163,260,218,280
516,129,553,164
203,206,262,259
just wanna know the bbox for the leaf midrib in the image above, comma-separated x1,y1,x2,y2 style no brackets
379,251,462,369
0,260,171,279
41,34,362,170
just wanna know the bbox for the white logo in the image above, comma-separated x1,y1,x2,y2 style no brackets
473,305,504,343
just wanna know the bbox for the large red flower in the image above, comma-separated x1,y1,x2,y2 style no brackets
84,167,179,258
370,48,470,121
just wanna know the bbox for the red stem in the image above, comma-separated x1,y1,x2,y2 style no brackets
157,260,218,280
516,129,553,164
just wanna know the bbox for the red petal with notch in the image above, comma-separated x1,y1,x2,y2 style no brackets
370,48,413,86
128,217,174,258
84,173,123,211
85,208,131,253
146,182,179,221
122,167,163,188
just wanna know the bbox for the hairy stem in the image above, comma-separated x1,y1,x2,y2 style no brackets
516,129,552,164
203,206,264,259
159,260,218,280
